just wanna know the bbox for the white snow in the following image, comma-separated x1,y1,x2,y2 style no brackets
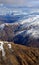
0,24,5,29
0,41,12,56
8,44,11,49
21,15,39,24
0,41,5,56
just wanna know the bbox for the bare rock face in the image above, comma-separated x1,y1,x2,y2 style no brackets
0,41,39,65
0,23,21,41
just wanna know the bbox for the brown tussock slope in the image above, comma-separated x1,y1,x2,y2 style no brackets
0,41,39,65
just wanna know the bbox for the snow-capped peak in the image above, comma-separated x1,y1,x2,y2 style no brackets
21,15,39,24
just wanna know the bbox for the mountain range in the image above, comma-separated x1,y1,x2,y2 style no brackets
0,6,39,65
0,15,39,47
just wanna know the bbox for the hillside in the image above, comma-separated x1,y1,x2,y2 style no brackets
0,23,39,47
0,41,39,65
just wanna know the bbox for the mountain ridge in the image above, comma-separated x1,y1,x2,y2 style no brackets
0,22,39,47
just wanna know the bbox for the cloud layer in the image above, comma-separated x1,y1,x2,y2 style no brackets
0,0,39,7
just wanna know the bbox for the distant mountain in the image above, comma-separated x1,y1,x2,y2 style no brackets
0,14,24,23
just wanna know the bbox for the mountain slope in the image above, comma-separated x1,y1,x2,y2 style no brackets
0,41,39,65
0,15,39,47
0,22,39,47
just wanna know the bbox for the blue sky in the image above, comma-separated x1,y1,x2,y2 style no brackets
0,0,39,7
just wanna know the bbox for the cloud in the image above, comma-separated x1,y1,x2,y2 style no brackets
0,0,39,7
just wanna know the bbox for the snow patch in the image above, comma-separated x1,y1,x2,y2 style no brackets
8,44,11,49
0,41,5,56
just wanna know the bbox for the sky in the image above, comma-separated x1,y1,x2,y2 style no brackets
0,0,39,7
